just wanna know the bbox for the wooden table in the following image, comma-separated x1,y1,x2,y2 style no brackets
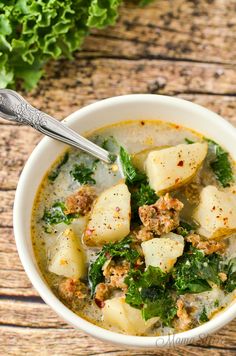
1,1,236,354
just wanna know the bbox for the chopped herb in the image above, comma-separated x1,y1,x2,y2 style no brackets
88,236,139,294
125,266,176,324
185,138,195,144
42,202,78,227
119,146,146,184
70,163,96,185
207,139,234,187
48,152,69,181
199,307,209,323
214,299,220,308
173,247,222,294
176,221,196,237
224,257,236,293
101,136,118,152
131,183,158,215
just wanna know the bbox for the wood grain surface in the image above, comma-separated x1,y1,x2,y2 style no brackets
0,0,236,355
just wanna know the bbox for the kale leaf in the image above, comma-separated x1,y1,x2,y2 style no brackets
119,146,146,184
173,247,222,294
131,183,158,215
101,136,118,152
125,266,177,324
224,258,236,293
88,236,139,294
175,221,196,237
185,138,195,144
48,152,69,181
199,307,209,323
207,139,234,187
70,163,96,185
42,202,78,227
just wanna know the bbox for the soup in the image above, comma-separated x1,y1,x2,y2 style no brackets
32,120,236,336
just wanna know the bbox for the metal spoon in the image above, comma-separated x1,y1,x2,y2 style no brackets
0,89,115,164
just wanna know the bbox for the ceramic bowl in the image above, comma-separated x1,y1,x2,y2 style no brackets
14,94,236,348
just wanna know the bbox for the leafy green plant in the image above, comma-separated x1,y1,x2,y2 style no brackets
48,152,69,181
206,139,234,187
131,182,157,216
119,146,146,184
0,0,152,90
125,266,177,324
70,163,96,185
173,246,222,294
88,236,139,294
42,201,78,226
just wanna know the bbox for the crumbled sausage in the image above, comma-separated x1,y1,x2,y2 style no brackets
94,283,110,308
58,278,88,304
218,272,227,282
103,260,130,290
138,193,183,235
65,185,97,215
134,226,154,242
187,234,226,255
174,299,192,331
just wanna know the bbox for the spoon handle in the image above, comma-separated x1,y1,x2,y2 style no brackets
0,89,112,163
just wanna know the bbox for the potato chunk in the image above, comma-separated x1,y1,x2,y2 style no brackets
141,233,184,272
103,297,158,335
84,182,131,246
193,185,236,239
48,228,86,279
145,143,207,194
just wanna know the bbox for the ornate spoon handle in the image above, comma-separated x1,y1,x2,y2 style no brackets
0,89,113,164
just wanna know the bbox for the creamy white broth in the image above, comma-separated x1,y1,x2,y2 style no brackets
32,120,236,336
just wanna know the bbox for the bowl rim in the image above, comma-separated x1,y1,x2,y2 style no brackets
13,94,236,348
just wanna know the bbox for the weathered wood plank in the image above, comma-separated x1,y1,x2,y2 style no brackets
0,190,14,227
1,325,236,356
85,0,236,64
0,228,38,297
0,126,41,190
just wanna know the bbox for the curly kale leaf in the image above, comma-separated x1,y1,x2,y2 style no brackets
125,266,177,325
119,146,146,184
0,0,122,90
88,236,139,294
48,152,69,181
207,139,234,187
42,201,78,227
173,247,222,294
131,183,158,214
70,163,96,185
224,258,236,293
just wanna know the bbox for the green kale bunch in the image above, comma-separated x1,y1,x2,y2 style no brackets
0,0,126,90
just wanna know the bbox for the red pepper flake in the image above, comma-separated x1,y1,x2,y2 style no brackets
175,125,180,129
140,121,145,126
177,160,184,167
85,229,94,236
95,298,105,308
212,206,216,210
175,178,180,184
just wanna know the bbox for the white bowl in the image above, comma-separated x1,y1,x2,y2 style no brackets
14,94,236,348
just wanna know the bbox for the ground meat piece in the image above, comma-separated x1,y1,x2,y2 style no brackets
174,299,192,331
94,283,110,308
65,185,97,215
134,226,154,242
138,193,183,235
218,272,227,282
103,260,130,290
187,234,226,255
58,278,88,304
